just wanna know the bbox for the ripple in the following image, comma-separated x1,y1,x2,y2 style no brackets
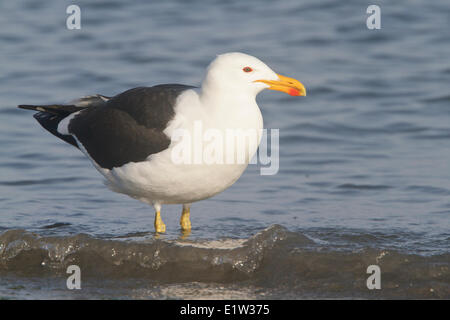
405,185,450,196
0,177,83,186
41,223,72,229
421,95,450,103
337,183,392,190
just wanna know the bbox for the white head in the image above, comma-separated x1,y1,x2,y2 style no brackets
201,52,306,98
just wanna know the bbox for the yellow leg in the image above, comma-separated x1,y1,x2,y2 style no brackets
180,205,191,232
154,211,166,233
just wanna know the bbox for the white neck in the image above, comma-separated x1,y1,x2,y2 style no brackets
199,83,263,132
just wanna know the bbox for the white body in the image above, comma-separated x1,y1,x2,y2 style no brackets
97,89,263,204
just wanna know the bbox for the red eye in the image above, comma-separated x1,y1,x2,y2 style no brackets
243,67,253,73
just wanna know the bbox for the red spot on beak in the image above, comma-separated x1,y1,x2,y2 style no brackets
288,88,300,96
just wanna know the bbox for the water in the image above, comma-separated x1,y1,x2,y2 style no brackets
0,0,449,299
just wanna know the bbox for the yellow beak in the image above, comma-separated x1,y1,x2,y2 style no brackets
255,74,306,96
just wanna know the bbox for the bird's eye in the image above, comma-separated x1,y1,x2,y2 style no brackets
243,67,253,73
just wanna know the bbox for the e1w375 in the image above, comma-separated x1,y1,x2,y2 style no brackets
224,304,270,315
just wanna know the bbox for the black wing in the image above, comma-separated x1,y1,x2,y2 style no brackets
68,85,195,169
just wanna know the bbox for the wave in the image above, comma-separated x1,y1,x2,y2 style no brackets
0,225,448,298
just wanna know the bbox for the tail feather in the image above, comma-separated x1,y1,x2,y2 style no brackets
18,104,85,116
32,111,79,148
18,94,110,115
18,104,89,149
18,94,109,149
